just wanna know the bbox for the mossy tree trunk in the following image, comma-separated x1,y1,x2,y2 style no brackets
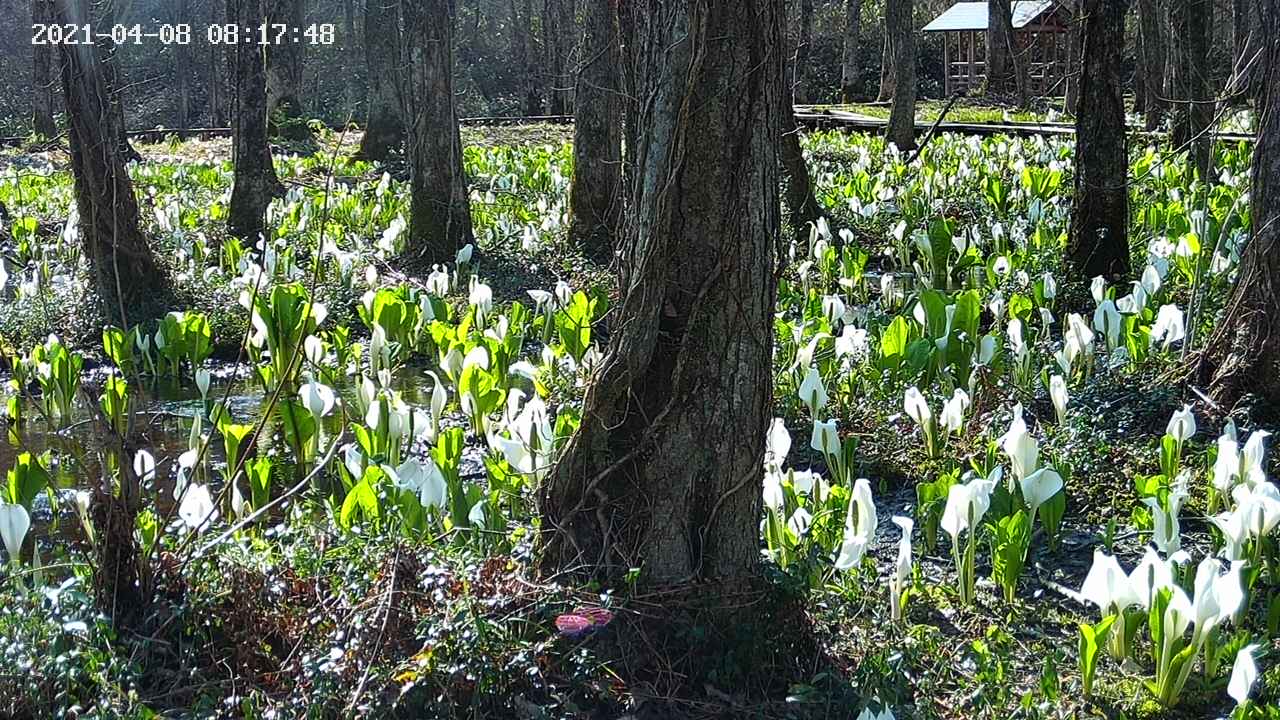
539,0,783,585
228,0,285,240
886,0,916,151
1069,0,1130,283
356,0,405,161
54,0,168,325
568,0,623,253
1194,0,1280,408
402,0,474,263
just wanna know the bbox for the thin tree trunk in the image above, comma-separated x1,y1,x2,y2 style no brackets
877,27,895,102
782,103,820,235
54,0,168,323
1228,0,1261,101
544,0,571,114
402,0,474,263
229,0,284,240
1135,18,1148,114
568,0,622,253
31,0,57,138
840,0,863,103
175,0,192,128
1070,0,1130,283
522,0,544,114
1138,0,1167,129
1170,0,1213,180
343,0,359,118
540,0,783,585
886,0,916,150
795,0,814,103
1194,0,1280,408
265,0,310,140
356,0,405,160
1064,3,1082,113
210,0,230,127
619,0,638,192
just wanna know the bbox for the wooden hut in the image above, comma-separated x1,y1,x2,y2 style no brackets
922,1,1071,97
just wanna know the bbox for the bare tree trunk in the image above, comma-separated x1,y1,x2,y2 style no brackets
795,0,814,103
175,0,192,128
1228,0,1261,101
840,0,863,103
1138,0,1168,129
209,0,230,127
986,0,1026,102
1134,16,1148,114
877,28,895,102
544,0,573,114
522,0,544,114
1194,0,1280,408
54,0,168,323
1070,0,1130,283
229,0,284,240
265,0,311,140
568,0,622,253
343,0,360,118
402,0,474,263
886,0,916,150
539,0,783,585
356,0,404,160
31,0,57,138
782,103,820,235
1064,2,1082,113
619,0,638,192
1170,0,1214,180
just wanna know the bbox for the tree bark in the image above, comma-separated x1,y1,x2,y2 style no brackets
1134,16,1147,114
539,0,783,585
877,26,895,102
986,0,1026,102
1228,0,1261,101
1069,0,1130,283
229,0,285,240
544,0,573,115
356,0,405,161
782,102,821,235
1138,0,1168,129
31,0,58,138
568,0,623,253
1195,0,1280,409
795,0,814,103
175,0,192,128
840,0,863,103
402,0,474,263
1170,0,1213,180
54,0,168,323
1064,2,1082,113
521,0,544,114
210,0,230,127
265,0,311,140
886,0,916,150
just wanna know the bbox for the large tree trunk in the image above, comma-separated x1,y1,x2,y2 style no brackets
795,0,814,103
228,0,284,240
986,0,1027,102
54,0,168,324
402,0,474,263
31,0,57,138
1069,0,1130,283
265,0,311,140
1195,0,1280,409
1170,0,1214,180
568,0,623,253
1138,0,1168,129
539,0,783,585
356,0,405,161
886,0,916,150
840,0,863,103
